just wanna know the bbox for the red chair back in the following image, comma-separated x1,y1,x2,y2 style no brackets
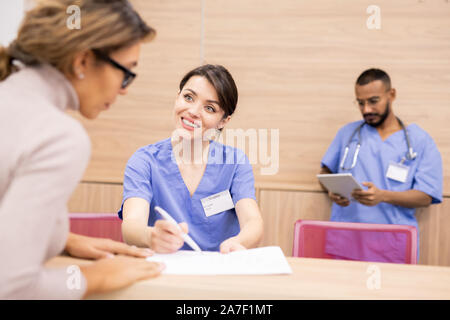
293,219,417,264
69,213,123,242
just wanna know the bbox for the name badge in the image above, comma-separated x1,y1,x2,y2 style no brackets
386,161,409,183
201,190,235,217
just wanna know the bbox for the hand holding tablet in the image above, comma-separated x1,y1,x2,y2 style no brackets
317,173,363,201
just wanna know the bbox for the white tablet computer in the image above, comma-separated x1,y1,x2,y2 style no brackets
317,173,363,200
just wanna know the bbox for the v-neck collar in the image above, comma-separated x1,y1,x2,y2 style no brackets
365,123,408,144
168,140,214,199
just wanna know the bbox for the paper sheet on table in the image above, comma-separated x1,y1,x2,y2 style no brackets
146,246,292,275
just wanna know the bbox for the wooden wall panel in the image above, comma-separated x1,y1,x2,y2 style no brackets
258,190,332,256
66,0,450,194
417,200,450,267
68,183,123,213
204,0,450,193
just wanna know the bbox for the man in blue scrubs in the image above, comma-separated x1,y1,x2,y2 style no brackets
320,69,442,259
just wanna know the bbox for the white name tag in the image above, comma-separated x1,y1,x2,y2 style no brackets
386,161,409,183
200,190,235,217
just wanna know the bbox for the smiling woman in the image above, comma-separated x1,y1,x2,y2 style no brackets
0,0,165,299
120,64,264,255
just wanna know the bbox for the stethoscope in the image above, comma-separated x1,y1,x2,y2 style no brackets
339,117,417,171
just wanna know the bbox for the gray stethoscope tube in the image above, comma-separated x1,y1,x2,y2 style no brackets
339,117,417,171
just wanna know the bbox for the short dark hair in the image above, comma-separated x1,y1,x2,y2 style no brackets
356,68,391,90
179,64,238,118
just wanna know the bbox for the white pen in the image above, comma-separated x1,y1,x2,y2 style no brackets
154,206,202,252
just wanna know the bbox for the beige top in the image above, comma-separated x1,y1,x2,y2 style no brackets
0,64,90,299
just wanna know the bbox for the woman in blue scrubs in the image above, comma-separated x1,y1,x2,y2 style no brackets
120,65,264,253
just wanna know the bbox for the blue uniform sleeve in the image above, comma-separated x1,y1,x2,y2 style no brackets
118,148,153,219
230,150,256,203
412,136,443,204
321,126,346,173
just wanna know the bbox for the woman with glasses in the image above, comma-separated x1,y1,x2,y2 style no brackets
119,64,264,254
0,0,164,299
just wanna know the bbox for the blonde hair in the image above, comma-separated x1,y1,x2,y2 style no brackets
0,0,155,81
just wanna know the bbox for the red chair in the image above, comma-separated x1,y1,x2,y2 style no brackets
69,213,123,242
293,219,417,264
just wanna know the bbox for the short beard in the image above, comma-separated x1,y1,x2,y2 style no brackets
364,102,390,127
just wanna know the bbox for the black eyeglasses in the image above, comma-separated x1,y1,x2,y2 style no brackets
93,50,137,89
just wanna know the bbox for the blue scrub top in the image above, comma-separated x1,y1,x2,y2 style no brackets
321,120,443,230
118,138,256,252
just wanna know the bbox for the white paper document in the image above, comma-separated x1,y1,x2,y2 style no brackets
146,246,293,275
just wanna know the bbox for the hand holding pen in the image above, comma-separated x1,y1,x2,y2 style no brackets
151,206,202,253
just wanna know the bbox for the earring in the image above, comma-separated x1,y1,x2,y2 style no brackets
215,128,223,137
75,69,84,80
